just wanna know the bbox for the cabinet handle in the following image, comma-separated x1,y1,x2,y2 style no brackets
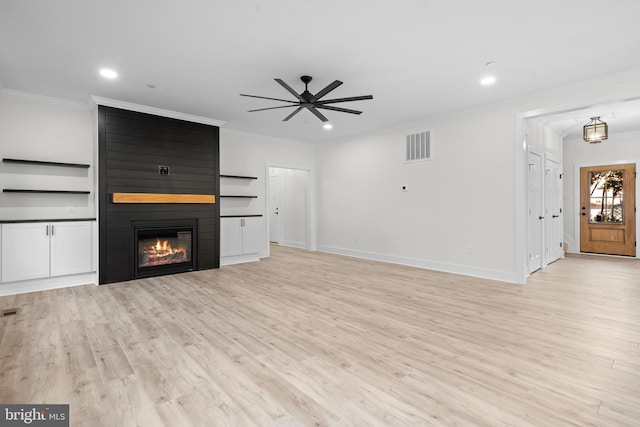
51,224,54,235
46,224,49,236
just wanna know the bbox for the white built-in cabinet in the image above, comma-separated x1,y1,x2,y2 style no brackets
1,221,93,283
2,222,50,282
219,173,263,265
220,217,262,264
241,218,262,255
50,221,93,277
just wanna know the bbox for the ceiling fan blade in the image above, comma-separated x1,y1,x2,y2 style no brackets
316,105,363,115
275,79,305,102
283,106,304,121
248,105,298,112
240,94,299,104
317,95,374,104
305,105,329,122
314,80,343,100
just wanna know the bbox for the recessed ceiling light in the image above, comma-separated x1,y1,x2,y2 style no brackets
323,123,333,130
480,76,496,86
480,61,497,86
99,68,118,79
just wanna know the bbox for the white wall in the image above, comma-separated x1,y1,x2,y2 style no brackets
316,71,640,283
0,92,95,220
220,129,315,255
525,117,562,160
562,131,640,252
317,105,517,280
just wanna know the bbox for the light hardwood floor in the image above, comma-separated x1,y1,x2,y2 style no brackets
1,246,639,426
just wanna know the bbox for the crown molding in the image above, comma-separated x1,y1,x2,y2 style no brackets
220,127,312,146
90,96,225,127
0,88,91,111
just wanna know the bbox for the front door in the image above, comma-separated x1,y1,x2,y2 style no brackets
580,163,636,256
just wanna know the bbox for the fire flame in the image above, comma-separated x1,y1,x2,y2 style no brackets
140,238,188,267
152,239,181,255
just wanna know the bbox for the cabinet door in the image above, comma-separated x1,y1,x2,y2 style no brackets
242,217,262,255
1,222,50,282
220,218,243,257
50,221,93,277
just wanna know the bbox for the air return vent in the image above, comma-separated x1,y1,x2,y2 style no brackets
405,131,431,162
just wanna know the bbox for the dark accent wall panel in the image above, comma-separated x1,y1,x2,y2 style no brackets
98,106,219,284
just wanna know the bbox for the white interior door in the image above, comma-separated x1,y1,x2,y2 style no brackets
528,152,543,274
269,175,281,243
544,157,563,264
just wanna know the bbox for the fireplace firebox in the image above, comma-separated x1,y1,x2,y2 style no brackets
132,220,197,279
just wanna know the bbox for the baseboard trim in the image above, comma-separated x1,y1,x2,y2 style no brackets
317,245,523,284
279,240,308,250
0,272,97,296
220,254,260,266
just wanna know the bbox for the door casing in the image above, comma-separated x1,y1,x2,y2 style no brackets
265,164,316,258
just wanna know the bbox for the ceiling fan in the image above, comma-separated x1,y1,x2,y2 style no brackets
240,75,373,123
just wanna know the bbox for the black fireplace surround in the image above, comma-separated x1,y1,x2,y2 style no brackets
98,106,220,284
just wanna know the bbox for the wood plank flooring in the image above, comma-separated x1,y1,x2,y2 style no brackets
1,246,639,426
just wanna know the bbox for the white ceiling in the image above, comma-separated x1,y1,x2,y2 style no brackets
1,0,640,143
539,98,640,141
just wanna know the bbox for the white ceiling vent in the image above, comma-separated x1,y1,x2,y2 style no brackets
405,131,431,162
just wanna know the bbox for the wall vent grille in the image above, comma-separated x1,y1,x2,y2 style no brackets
405,131,431,162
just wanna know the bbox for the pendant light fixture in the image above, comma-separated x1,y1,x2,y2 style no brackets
583,116,608,143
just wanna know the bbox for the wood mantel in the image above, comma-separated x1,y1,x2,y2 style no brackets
112,193,216,204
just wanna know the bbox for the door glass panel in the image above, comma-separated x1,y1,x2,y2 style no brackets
589,170,624,223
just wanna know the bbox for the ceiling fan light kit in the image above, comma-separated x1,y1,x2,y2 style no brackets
583,116,608,143
240,75,373,124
